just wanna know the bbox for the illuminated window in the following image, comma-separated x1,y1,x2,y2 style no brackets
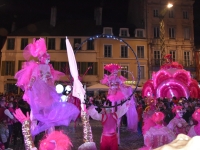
48,38,55,50
121,66,128,79
1,61,15,76
60,38,66,50
103,27,113,35
139,66,145,79
154,26,159,38
104,45,112,57
169,10,174,18
183,11,188,19
184,51,190,67
170,51,176,61
87,39,94,50
169,27,175,39
74,38,81,50
119,28,130,37
7,38,15,50
21,38,28,50
184,28,190,40
121,45,128,58
153,9,159,17
137,46,144,58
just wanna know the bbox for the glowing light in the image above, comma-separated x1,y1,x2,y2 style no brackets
56,84,64,94
60,95,68,102
143,57,200,98
169,88,174,97
167,3,173,8
65,85,72,92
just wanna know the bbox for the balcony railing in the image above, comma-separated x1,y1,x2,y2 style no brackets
150,59,196,68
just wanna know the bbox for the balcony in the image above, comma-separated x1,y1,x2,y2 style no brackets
149,59,196,72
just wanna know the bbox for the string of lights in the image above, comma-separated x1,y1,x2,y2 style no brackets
73,34,141,108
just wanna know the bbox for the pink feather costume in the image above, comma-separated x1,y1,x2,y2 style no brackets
15,38,80,136
188,108,200,137
100,64,138,131
140,112,175,150
100,64,127,102
142,97,158,134
167,106,188,136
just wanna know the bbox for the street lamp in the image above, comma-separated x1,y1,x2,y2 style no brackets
160,3,173,64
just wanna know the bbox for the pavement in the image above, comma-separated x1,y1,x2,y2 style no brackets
12,119,144,150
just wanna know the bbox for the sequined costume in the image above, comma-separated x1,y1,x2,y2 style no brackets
87,101,129,150
15,38,80,136
143,126,175,149
167,117,188,136
140,112,176,150
187,108,200,137
100,73,127,102
142,98,158,134
100,64,138,131
166,106,188,136
14,108,73,150
188,126,198,137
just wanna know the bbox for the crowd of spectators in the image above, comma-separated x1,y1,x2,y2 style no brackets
0,92,30,150
1,91,200,149
86,92,200,135
135,94,200,125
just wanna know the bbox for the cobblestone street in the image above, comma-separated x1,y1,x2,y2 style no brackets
12,119,144,150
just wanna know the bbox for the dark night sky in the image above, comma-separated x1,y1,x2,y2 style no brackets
0,0,128,32
0,0,200,45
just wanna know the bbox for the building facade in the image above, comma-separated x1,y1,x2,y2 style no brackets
128,0,195,79
0,26,148,93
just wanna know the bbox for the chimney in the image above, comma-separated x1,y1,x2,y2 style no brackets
94,7,102,26
50,7,57,27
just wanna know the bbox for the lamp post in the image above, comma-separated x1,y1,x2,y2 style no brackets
160,3,173,64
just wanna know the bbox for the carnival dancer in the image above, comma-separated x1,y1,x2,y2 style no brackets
167,106,189,136
13,108,72,150
68,96,81,127
65,37,97,150
143,97,157,120
188,108,200,137
14,38,80,136
140,112,175,150
142,97,158,134
100,63,138,131
100,64,127,102
87,101,130,150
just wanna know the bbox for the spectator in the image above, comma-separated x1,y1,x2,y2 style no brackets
171,96,179,106
0,121,10,150
167,106,189,136
137,102,143,135
7,103,15,147
0,101,14,149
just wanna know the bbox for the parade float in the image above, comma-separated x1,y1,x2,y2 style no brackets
142,54,200,99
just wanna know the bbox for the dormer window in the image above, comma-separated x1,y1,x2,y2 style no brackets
103,27,113,35
135,29,145,38
119,28,130,37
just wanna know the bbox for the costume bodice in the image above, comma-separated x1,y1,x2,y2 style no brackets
33,64,53,82
144,126,175,149
143,107,156,120
102,113,117,134
167,117,188,136
188,126,197,137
